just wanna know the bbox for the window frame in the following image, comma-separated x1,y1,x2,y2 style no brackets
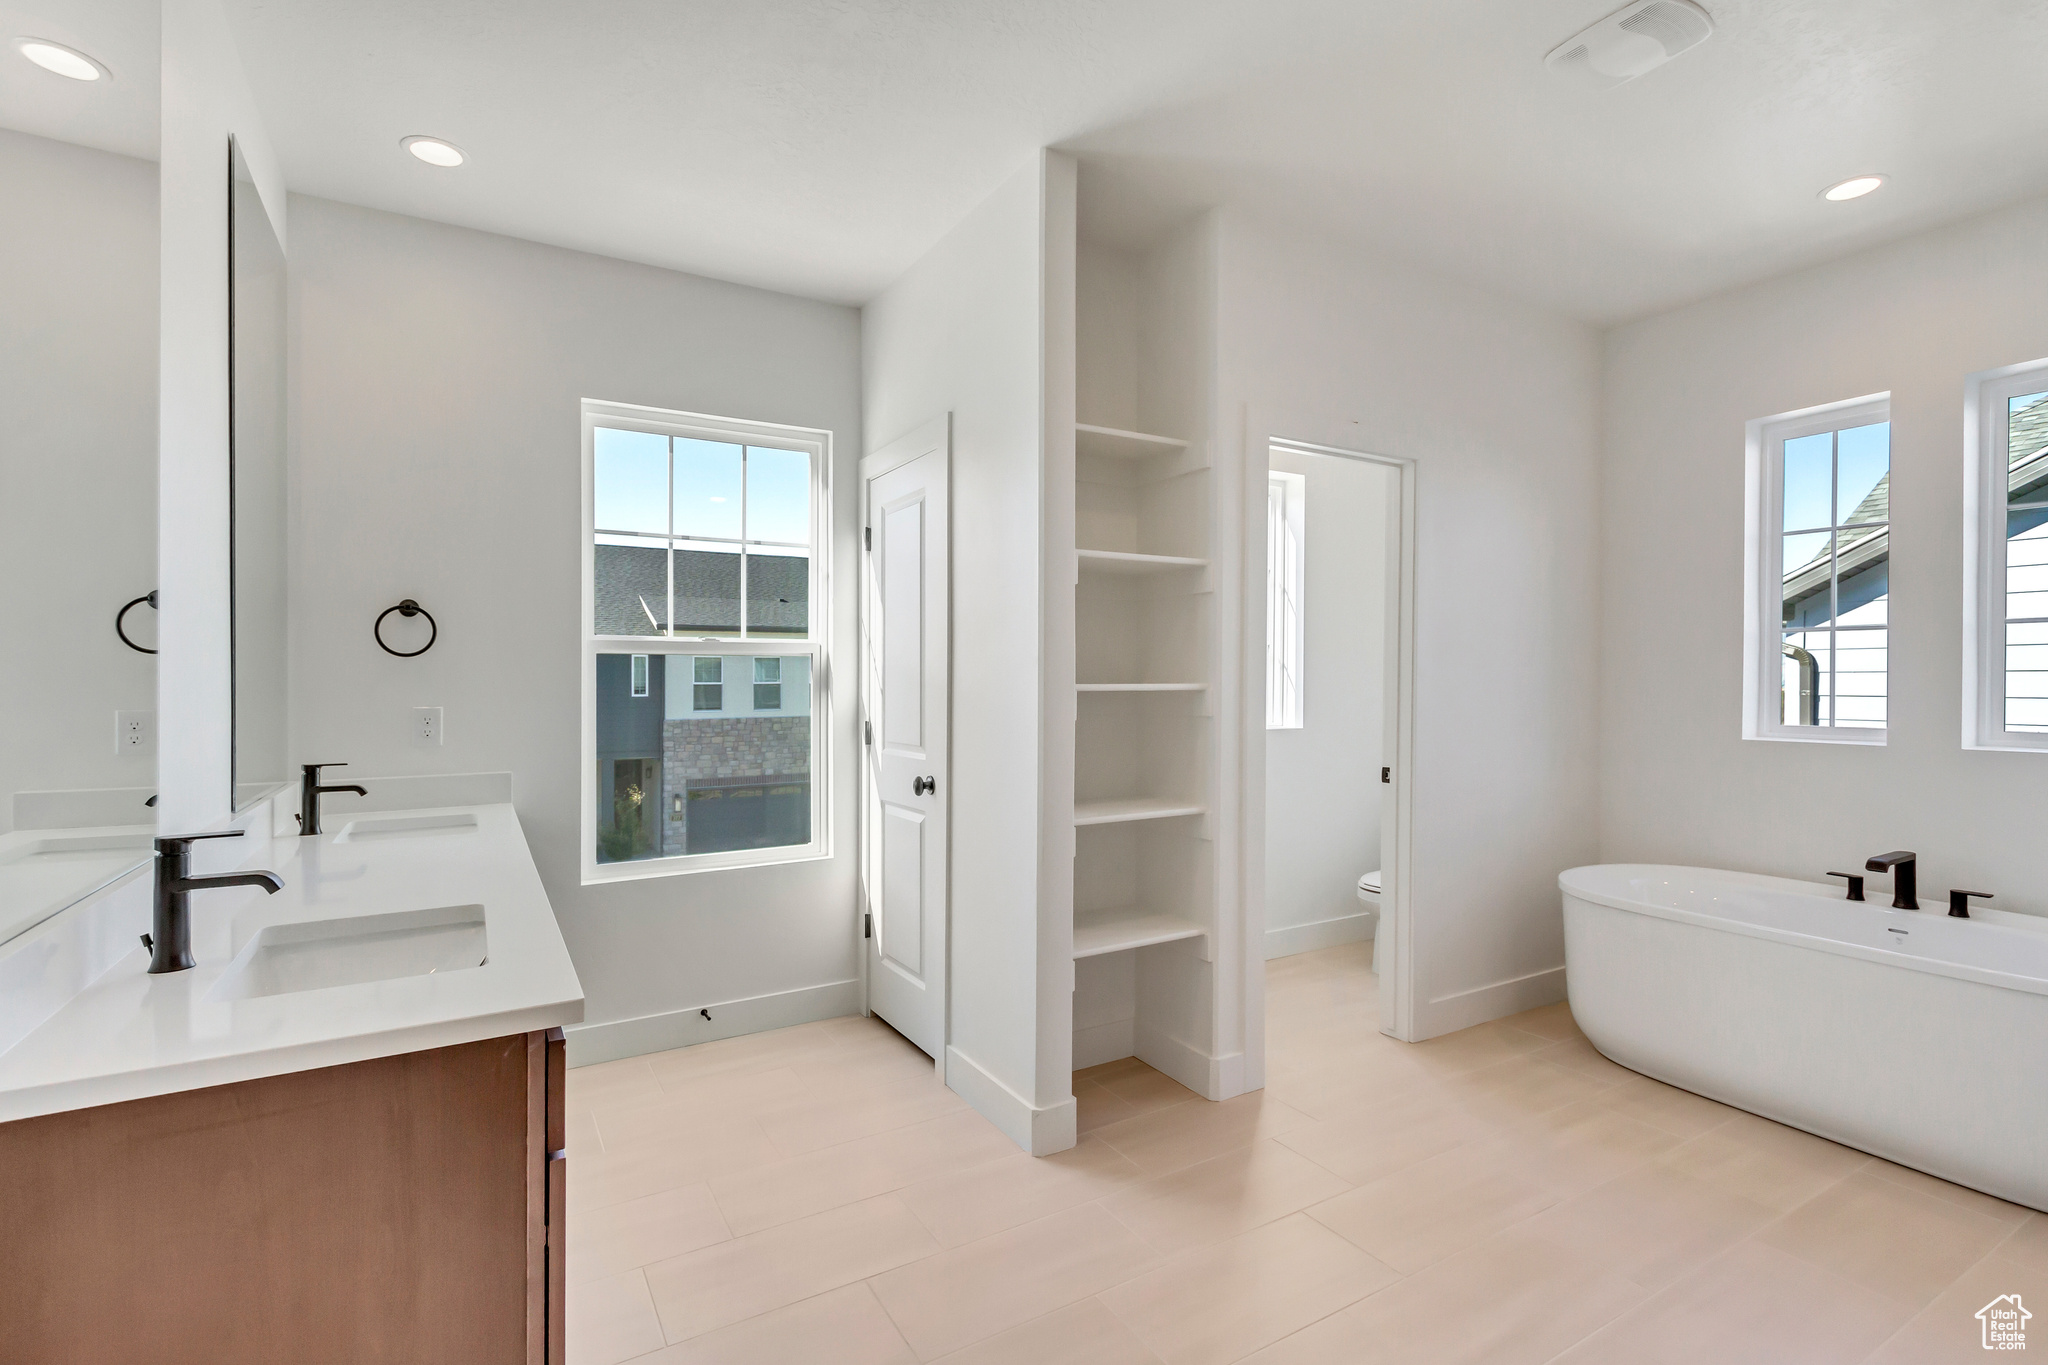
1266,469,1306,730
580,399,832,883
753,656,783,712
1965,358,2048,752
1742,393,1892,746
691,655,724,712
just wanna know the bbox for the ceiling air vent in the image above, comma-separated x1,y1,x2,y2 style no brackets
1545,0,1713,89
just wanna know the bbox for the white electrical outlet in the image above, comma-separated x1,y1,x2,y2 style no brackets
413,706,443,745
115,710,154,755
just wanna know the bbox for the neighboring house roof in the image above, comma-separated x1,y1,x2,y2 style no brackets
2012,393,2048,503
594,542,808,636
594,542,668,635
1784,472,1888,614
1783,394,2048,616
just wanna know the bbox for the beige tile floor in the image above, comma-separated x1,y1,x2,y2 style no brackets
565,941,2047,1364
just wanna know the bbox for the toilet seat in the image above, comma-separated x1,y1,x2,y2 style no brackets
1357,870,1382,896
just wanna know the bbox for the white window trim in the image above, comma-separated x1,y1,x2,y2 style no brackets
1965,358,2048,751
580,398,833,883
1742,392,1891,745
1267,469,1305,729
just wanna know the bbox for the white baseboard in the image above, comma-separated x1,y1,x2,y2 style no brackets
1134,1020,1247,1101
1073,1017,1136,1071
565,978,860,1067
1417,964,1567,1039
945,1045,1078,1156
1265,911,1374,960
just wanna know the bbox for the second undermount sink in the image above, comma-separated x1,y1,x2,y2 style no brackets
334,813,479,841
208,903,488,1001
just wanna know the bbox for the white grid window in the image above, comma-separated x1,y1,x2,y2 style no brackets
1966,360,2048,750
1267,470,1305,729
582,400,831,882
1745,396,1890,744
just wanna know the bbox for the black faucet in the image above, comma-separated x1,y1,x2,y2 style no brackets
298,762,368,836
145,831,283,973
1865,850,1918,910
1825,871,1865,901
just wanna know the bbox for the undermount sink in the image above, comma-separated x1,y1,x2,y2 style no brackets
334,813,479,842
208,904,487,1001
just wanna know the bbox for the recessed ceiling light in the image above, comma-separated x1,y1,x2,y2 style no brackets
1822,175,1886,202
402,136,466,168
16,37,107,81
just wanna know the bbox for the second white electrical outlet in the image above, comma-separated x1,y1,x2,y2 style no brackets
413,706,443,745
116,710,154,755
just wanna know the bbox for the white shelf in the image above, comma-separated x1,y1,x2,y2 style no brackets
1076,682,1205,693
1073,910,1207,959
1076,424,1188,461
1075,797,1205,826
1077,548,1208,576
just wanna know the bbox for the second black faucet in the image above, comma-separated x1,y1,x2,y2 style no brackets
299,762,368,837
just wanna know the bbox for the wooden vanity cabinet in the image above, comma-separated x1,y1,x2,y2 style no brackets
0,1027,568,1364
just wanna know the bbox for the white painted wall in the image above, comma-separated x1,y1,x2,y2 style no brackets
1265,447,1389,950
862,152,1071,1152
0,131,158,831
1601,193,2048,916
157,0,285,837
1219,210,1603,1041
284,195,863,1053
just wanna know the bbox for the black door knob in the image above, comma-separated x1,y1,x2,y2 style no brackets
913,775,937,796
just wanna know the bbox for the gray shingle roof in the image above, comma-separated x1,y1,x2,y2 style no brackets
2011,393,2048,503
594,543,808,636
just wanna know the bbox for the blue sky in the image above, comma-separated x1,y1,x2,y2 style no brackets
595,428,810,547
1784,421,1888,534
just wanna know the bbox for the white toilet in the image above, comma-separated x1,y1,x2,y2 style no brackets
1356,869,1383,975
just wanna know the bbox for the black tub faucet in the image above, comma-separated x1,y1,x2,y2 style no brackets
146,831,283,973
298,762,368,837
1865,851,1918,910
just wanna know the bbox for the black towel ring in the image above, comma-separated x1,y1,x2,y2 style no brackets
374,599,437,658
116,591,158,655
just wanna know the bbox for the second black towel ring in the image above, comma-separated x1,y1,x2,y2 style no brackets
117,591,158,655
374,599,437,658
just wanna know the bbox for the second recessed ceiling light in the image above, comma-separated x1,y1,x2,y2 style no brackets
1823,175,1886,201
403,136,466,168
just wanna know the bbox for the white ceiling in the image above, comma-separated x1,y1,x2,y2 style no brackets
0,0,157,160
8,1,2048,323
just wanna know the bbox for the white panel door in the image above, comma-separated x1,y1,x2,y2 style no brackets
862,419,949,1059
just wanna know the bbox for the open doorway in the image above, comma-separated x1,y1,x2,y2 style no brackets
1262,440,1409,1033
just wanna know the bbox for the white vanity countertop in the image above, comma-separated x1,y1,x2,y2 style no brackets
0,802,584,1123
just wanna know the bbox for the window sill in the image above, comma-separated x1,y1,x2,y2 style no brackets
583,846,830,885
1746,728,1887,747
1962,736,2048,754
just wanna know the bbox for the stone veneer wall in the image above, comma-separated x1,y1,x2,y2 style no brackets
662,716,811,853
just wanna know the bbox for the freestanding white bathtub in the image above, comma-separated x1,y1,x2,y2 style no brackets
1562,864,2048,1212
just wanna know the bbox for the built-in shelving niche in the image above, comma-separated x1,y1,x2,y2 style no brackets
1064,225,1227,1086
1069,412,1218,1075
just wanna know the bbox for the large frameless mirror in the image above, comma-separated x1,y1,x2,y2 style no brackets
0,70,162,943
229,135,289,810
